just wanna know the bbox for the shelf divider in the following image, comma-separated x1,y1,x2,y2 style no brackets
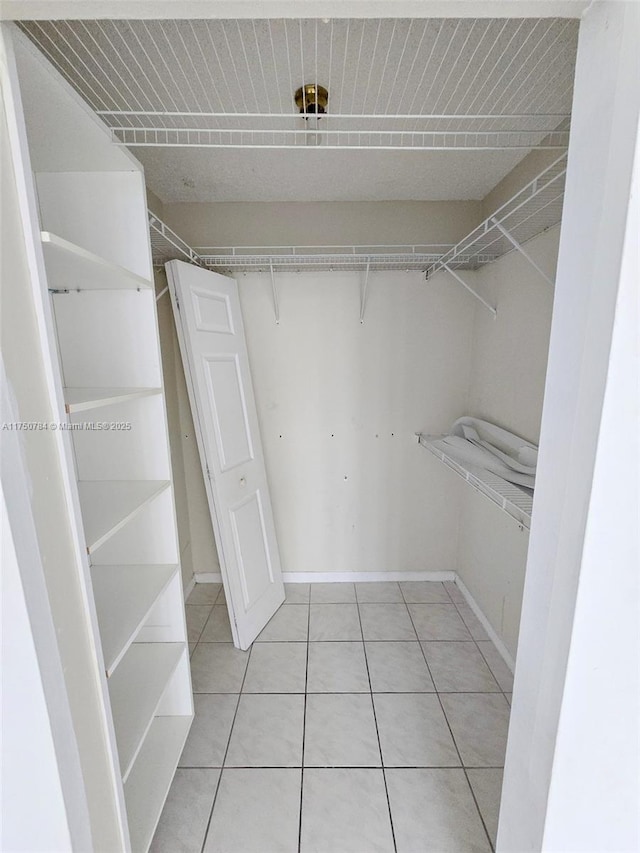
42,231,153,291
64,387,161,414
124,715,192,853
77,480,170,554
108,643,185,782
91,564,179,676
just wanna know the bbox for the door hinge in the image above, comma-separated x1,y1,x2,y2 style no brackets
175,295,180,311
206,464,212,479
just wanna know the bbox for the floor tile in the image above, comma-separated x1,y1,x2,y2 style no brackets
215,587,226,605
200,606,233,642
467,768,504,848
359,603,416,641
455,603,490,641
505,693,512,706
477,642,515,692
204,768,300,853
443,581,466,604
310,582,356,603
355,581,403,603
179,694,237,767
386,769,491,852
189,643,196,658
243,643,307,693
422,642,501,692
307,642,369,692
365,642,435,692
400,581,451,603
300,769,395,853
304,694,381,767
284,582,310,604
374,693,460,767
309,603,362,641
257,604,309,642
225,694,304,767
407,603,472,640
185,605,212,643
187,583,221,606
440,693,510,767
190,643,249,693
150,768,220,853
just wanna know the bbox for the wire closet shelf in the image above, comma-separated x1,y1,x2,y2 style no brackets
425,151,567,275
20,18,577,152
148,153,566,275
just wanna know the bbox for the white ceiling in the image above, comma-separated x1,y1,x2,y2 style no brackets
139,147,526,202
20,16,578,202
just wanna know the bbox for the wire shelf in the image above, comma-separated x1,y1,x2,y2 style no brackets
114,127,568,151
148,214,204,268
426,152,567,274
20,18,578,152
148,149,565,277
419,434,533,528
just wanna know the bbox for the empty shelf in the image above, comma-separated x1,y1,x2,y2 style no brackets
92,564,179,676
419,434,533,528
108,642,185,782
77,480,170,554
64,387,161,413
42,231,152,291
124,714,192,853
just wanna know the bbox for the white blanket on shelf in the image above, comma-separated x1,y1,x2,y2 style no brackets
430,416,538,489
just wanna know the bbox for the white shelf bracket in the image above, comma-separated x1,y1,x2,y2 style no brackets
490,217,554,286
360,259,371,324
269,262,280,324
442,263,497,317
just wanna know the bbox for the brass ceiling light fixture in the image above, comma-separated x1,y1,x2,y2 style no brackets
294,84,329,117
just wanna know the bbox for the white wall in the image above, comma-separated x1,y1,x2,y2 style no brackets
237,268,474,573
164,199,481,250
456,226,559,657
499,2,640,849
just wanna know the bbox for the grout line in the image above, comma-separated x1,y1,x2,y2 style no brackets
297,599,312,853
444,585,511,704
436,584,499,852
356,594,398,852
198,642,253,853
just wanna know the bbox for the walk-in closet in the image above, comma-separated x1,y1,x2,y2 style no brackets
2,3,638,853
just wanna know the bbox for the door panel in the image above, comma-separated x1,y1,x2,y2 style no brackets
166,260,284,649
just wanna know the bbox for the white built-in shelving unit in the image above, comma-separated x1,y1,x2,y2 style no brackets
5,27,193,853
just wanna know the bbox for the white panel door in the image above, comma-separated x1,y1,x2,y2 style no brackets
166,260,284,649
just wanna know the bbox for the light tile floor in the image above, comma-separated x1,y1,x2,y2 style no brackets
152,581,510,853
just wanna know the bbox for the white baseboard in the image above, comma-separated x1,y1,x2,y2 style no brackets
193,570,455,584
282,570,456,583
183,575,196,601
194,572,223,584
454,576,515,673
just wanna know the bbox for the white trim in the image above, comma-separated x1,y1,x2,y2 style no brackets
283,570,456,583
1,365,92,851
193,570,455,585
182,575,196,602
194,572,223,584
454,576,515,673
